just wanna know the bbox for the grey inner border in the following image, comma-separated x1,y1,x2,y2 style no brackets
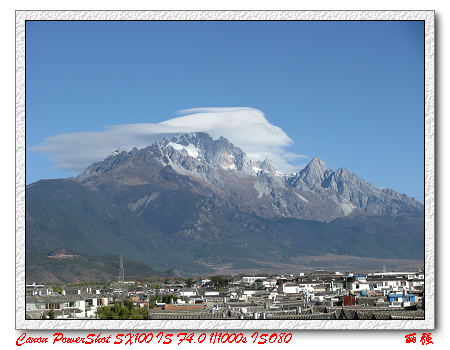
15,10,435,330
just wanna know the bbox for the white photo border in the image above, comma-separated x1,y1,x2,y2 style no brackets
16,10,434,330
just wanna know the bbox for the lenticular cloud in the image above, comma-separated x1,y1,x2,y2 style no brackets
30,107,307,175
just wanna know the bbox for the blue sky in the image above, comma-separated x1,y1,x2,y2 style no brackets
26,20,425,201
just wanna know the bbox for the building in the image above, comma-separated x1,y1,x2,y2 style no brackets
241,276,267,287
387,292,416,303
25,289,110,319
278,283,300,294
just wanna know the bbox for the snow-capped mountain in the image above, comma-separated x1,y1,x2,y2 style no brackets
161,133,256,174
75,132,423,222
27,132,424,275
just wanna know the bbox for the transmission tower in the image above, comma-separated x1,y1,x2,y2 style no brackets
118,254,125,286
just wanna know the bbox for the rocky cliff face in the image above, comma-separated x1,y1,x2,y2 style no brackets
75,132,423,222
285,158,423,217
161,133,256,175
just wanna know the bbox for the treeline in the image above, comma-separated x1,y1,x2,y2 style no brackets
96,300,148,319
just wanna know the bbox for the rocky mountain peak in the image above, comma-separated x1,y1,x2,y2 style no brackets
161,132,254,174
107,146,129,159
74,132,423,222
254,157,282,176
306,156,328,175
296,156,329,189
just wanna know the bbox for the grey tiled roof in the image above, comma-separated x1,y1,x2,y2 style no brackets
26,292,109,303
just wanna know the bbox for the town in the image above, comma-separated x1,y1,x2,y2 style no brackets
25,268,425,320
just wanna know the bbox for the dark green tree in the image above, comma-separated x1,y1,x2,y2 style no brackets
185,277,196,287
209,275,232,290
47,309,56,319
96,301,148,319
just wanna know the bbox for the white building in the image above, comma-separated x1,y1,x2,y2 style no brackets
178,289,197,297
297,281,322,293
25,289,108,319
254,279,275,289
348,280,371,292
278,283,300,294
242,276,267,287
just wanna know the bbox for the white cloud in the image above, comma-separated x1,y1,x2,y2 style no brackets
30,107,308,175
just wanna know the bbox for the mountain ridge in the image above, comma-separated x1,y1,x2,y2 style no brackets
26,132,424,276
26,177,424,275
74,132,423,222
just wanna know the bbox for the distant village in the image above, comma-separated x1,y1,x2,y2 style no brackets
25,268,425,320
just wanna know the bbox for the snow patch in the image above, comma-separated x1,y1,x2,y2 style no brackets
295,192,310,203
107,146,129,159
254,180,271,199
341,202,356,216
167,142,201,158
128,193,160,213
221,163,236,170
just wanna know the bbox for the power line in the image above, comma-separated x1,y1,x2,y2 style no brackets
118,255,125,287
